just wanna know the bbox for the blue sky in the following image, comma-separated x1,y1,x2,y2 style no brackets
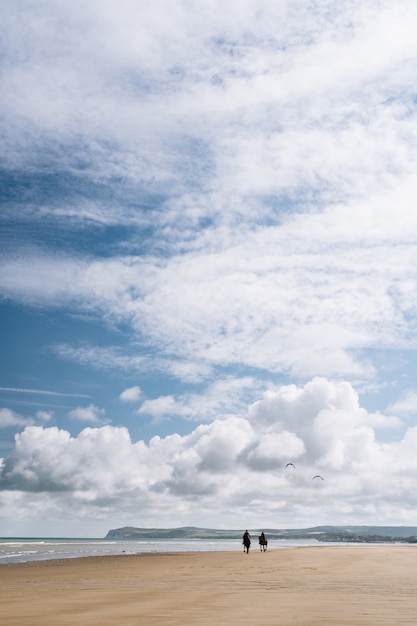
2,0,417,536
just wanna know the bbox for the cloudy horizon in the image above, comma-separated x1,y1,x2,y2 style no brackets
2,1,417,537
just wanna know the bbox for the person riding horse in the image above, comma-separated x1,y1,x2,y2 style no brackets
242,530,251,553
259,531,268,551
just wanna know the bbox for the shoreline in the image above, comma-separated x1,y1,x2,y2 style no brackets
0,535,402,566
1,546,416,624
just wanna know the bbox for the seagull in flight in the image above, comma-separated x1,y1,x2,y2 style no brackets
285,463,296,469
312,475,324,480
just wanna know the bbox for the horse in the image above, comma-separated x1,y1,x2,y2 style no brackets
259,533,268,552
242,531,251,553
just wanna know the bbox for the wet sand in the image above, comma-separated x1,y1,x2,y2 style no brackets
1,545,417,625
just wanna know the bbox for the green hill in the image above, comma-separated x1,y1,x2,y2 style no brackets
105,525,417,542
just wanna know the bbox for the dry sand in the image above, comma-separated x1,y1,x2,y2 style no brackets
1,545,417,625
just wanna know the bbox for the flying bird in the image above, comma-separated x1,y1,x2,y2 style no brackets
285,463,296,469
312,475,324,480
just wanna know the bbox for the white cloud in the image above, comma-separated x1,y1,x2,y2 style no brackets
68,404,109,425
138,396,177,420
0,378,415,529
138,377,260,421
35,410,54,423
2,2,417,389
386,390,417,417
54,344,147,372
366,411,402,430
119,386,141,403
245,431,306,471
2,0,417,202
3,193,417,383
0,387,90,398
0,408,33,429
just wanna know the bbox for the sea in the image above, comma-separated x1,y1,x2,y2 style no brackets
0,537,330,565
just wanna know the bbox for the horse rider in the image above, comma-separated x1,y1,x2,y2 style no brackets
259,531,267,551
242,530,251,553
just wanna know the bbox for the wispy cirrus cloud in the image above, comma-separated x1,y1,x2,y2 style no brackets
0,387,90,398
2,190,417,385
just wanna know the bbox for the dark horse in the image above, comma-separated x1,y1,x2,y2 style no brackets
242,530,251,553
259,532,268,552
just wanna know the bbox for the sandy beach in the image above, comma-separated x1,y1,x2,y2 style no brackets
1,545,417,625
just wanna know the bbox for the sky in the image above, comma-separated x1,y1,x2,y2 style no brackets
2,1,417,537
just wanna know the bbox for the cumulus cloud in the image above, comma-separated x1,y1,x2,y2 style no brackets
68,404,109,425
0,408,33,429
139,395,177,420
245,432,306,471
119,386,141,402
35,410,54,423
0,378,415,527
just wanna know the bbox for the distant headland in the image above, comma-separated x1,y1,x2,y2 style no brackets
105,525,417,543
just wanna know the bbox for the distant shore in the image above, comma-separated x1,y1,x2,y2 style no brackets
1,546,417,625
105,524,417,542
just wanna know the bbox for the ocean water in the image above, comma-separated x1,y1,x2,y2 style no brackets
0,537,325,564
